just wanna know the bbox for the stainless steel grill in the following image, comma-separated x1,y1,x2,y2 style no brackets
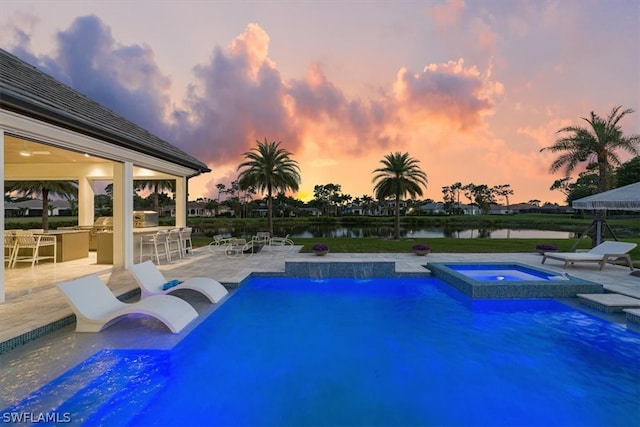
133,211,158,228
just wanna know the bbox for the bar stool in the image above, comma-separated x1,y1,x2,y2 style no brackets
180,227,193,256
4,231,16,267
10,230,57,268
167,228,183,260
139,230,171,264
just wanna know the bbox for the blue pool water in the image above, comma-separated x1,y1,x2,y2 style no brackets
448,264,554,281
5,277,640,426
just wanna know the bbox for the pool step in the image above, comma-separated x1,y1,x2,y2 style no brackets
577,293,640,313
1,350,169,425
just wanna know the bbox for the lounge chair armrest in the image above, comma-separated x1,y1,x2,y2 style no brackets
603,253,628,259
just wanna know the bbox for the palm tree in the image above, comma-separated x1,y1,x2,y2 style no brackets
541,105,640,192
237,138,301,236
372,152,428,240
134,180,175,214
361,194,374,215
4,180,78,231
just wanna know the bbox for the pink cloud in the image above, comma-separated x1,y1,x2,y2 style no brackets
426,0,466,27
393,59,501,130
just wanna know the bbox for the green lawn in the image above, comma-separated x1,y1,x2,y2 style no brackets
7,215,640,264
192,236,640,262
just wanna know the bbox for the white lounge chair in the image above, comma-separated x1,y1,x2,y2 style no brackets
129,261,229,303
57,274,198,333
269,234,293,246
207,234,233,253
541,241,637,271
253,231,271,246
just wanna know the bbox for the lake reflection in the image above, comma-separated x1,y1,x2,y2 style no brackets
205,225,575,239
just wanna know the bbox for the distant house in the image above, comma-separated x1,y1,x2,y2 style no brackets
344,203,364,215
375,200,409,216
461,204,480,215
299,207,322,216
420,202,447,215
4,199,73,217
162,202,235,217
186,201,215,217
489,204,512,215
538,204,574,214
509,203,535,213
420,202,479,215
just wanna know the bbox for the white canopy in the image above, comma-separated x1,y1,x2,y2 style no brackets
572,182,640,211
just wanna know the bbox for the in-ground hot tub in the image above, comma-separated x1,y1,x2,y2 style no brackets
426,262,603,299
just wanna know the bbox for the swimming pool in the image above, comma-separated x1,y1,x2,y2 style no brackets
3,276,639,426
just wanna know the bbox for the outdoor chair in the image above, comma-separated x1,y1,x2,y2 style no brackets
180,227,193,256
10,230,57,268
253,231,271,246
541,241,637,271
267,234,295,253
208,234,233,253
139,230,171,264
166,228,184,260
225,238,263,258
4,231,16,267
269,234,294,246
129,261,229,303
57,274,198,333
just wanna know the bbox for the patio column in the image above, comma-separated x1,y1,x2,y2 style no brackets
1,129,5,303
77,176,95,227
175,176,187,228
112,161,134,268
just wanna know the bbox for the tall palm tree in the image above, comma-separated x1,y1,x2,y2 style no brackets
134,180,175,213
4,180,78,231
361,194,374,215
540,105,640,192
237,138,301,236
372,152,428,240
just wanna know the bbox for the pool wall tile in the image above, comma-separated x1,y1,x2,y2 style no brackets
625,310,640,324
284,261,397,278
0,288,141,355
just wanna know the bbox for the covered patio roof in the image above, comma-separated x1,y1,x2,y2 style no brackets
1,49,209,175
1,48,212,303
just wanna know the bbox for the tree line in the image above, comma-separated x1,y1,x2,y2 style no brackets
5,105,639,237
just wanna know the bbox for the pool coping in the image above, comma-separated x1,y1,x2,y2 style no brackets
426,262,604,299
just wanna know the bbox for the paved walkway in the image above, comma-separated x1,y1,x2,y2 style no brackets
1,247,638,407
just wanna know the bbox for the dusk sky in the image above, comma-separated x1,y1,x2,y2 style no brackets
2,0,638,205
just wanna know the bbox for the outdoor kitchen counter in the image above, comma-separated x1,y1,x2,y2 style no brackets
95,227,176,264
35,230,90,262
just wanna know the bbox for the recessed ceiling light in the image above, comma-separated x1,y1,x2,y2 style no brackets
19,151,32,157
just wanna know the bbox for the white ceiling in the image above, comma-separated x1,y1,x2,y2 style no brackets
4,134,109,165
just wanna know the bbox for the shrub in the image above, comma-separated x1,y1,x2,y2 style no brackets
312,243,329,251
412,243,431,251
535,244,558,251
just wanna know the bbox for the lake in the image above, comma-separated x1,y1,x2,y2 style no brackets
196,224,576,239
